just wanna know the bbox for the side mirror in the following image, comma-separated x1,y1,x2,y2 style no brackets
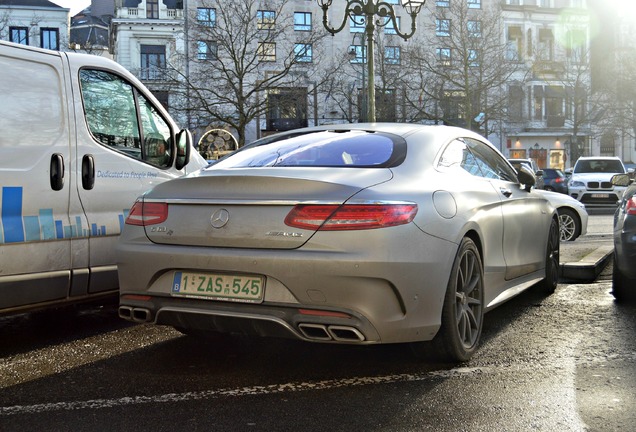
535,169,544,177
517,164,536,192
175,129,192,171
611,173,631,187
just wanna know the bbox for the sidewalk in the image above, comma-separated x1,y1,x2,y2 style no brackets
559,212,614,282
560,241,613,281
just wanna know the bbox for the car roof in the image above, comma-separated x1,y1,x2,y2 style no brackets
576,156,621,161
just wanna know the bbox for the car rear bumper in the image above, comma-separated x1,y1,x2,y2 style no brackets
117,226,458,344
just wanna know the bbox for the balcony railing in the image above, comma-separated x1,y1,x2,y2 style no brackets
116,8,183,19
135,67,171,81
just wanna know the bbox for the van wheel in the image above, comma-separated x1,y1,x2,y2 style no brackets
431,237,484,362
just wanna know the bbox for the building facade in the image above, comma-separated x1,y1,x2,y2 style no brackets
10,0,627,167
0,0,70,50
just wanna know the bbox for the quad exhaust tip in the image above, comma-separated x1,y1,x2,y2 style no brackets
298,323,365,342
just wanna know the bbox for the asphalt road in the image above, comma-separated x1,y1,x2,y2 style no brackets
1,214,634,432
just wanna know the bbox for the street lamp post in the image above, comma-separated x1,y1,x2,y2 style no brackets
317,0,426,123
349,32,366,122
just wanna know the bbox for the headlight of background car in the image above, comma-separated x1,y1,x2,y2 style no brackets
569,180,585,188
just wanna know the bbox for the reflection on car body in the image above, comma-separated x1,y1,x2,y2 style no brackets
117,124,560,362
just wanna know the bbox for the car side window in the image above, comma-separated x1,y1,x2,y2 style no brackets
437,139,482,177
80,69,171,168
465,138,518,182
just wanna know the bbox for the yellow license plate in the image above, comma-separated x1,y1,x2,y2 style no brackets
172,271,264,303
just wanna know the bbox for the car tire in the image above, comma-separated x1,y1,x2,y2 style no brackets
538,218,560,294
557,208,580,242
612,255,636,302
431,237,484,362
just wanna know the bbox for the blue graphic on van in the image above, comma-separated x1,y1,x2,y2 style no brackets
0,186,129,244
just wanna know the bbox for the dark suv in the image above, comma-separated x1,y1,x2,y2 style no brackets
542,168,568,194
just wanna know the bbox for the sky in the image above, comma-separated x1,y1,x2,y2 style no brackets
49,0,91,16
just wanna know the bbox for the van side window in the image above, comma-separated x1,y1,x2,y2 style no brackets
80,69,171,168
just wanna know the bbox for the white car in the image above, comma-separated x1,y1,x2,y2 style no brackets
535,189,588,241
568,156,629,207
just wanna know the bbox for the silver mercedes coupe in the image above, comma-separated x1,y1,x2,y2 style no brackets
117,123,560,362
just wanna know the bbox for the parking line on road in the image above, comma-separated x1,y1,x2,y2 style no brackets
0,367,486,416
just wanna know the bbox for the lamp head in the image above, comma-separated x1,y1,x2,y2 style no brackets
402,0,426,15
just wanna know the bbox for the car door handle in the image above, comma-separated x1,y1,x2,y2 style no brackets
82,154,95,190
500,187,512,198
50,153,65,191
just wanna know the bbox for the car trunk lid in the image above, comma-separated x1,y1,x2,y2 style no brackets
142,168,392,249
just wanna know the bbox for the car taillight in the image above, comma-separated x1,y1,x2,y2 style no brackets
626,197,636,216
285,204,418,231
555,177,564,183
125,201,168,226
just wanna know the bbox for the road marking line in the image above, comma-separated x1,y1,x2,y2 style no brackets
0,368,485,415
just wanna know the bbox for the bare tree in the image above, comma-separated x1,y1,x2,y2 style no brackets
167,0,328,147
596,40,636,162
403,1,521,134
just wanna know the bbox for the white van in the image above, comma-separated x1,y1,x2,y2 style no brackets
0,41,207,314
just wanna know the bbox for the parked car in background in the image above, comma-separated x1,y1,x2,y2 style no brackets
611,174,636,302
568,156,629,207
535,189,588,242
542,168,568,194
117,124,560,362
508,158,545,189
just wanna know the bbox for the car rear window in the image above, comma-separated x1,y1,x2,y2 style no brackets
213,130,406,168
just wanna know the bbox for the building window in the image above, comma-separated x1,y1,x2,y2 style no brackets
508,0,521,4
506,26,522,61
258,42,276,62
538,0,551,6
467,20,481,38
436,48,452,66
468,49,480,67
294,43,313,62
294,12,312,31
350,15,365,33
467,0,481,8
197,41,217,60
140,45,166,80
436,19,451,37
146,0,159,19
384,46,401,65
349,45,366,63
197,8,216,27
40,28,59,50
508,85,524,121
538,28,554,61
436,0,450,7
267,87,308,132
257,10,276,30
9,27,28,45
384,16,400,34
566,29,586,62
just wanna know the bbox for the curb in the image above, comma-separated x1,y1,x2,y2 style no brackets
559,245,613,282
